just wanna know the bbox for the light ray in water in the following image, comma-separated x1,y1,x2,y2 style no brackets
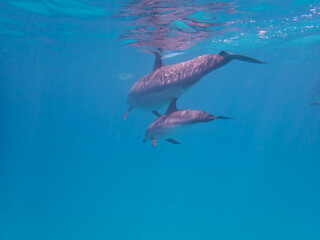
162,52,185,59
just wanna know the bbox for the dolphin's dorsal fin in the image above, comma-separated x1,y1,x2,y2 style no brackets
153,51,164,70
166,98,178,114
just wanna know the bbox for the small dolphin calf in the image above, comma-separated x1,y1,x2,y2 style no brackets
143,99,232,146
125,51,265,119
310,101,320,106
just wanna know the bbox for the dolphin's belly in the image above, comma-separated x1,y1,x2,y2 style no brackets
150,124,185,139
128,86,186,110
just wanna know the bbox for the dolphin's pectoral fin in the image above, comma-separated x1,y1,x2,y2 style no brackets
152,110,161,117
166,138,180,144
124,105,133,120
152,139,157,146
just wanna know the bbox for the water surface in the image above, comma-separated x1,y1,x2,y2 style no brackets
1,1,320,240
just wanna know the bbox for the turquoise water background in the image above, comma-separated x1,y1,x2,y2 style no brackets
1,1,320,239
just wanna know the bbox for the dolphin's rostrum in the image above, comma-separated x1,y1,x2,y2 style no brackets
124,51,265,119
143,98,232,146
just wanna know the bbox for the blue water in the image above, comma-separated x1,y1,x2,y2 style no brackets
1,1,320,239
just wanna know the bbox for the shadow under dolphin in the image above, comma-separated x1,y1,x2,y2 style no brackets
124,51,266,119
143,98,232,146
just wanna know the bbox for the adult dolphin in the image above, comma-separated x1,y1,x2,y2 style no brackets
143,98,232,146
124,51,266,119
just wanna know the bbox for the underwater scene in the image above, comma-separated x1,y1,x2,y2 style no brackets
1,0,320,239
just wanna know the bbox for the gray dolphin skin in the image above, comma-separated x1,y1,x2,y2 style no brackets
310,101,320,106
143,99,232,146
124,51,266,119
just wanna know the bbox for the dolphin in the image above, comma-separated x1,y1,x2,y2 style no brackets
310,101,320,106
143,98,232,146
124,51,266,119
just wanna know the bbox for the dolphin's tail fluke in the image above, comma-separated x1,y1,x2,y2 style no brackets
209,115,233,120
215,116,233,120
219,51,267,64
